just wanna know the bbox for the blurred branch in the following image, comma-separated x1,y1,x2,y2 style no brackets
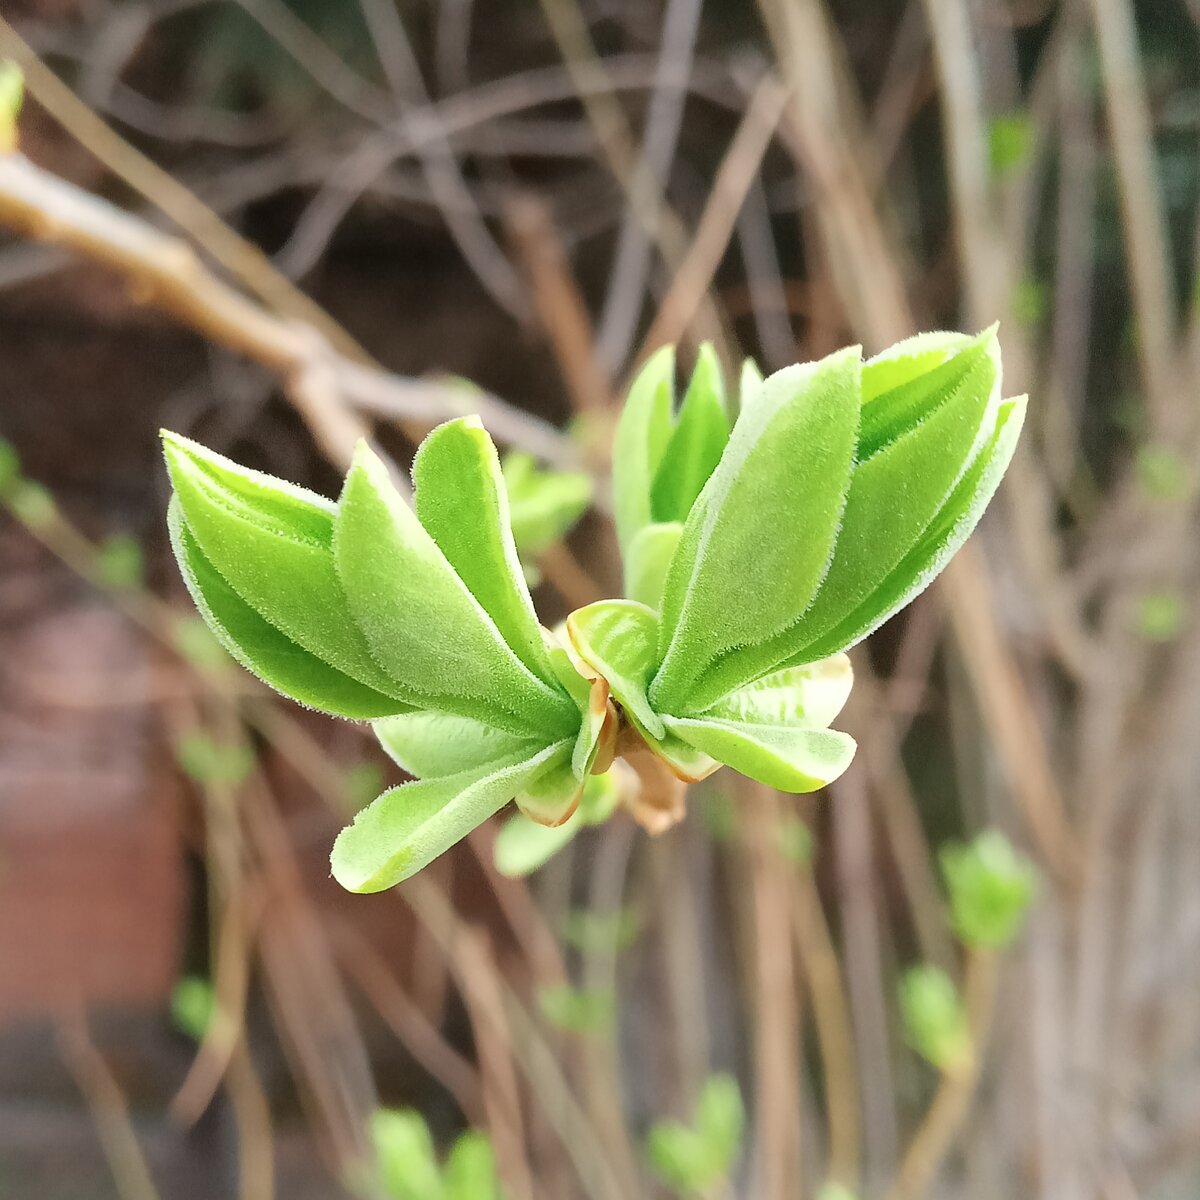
58,1014,163,1200
0,153,579,469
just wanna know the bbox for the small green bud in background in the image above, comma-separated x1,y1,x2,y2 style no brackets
442,1131,503,1200
538,984,613,1034
175,732,256,786
171,975,215,1042
0,62,23,154
0,438,20,496
1137,590,1185,643
501,450,591,570
562,905,641,953
1011,278,1048,329
646,1073,744,1196
8,480,56,529
988,112,1032,177
1137,444,1190,502
343,762,384,810
371,1109,444,1200
777,814,814,865
940,830,1035,950
900,965,971,1074
171,615,231,670
817,1185,859,1200
94,533,145,590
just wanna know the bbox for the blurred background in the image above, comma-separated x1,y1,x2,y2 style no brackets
1,0,1199,1197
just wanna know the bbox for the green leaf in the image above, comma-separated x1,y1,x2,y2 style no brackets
371,1109,443,1200
332,741,571,892
0,438,19,496
176,731,255,785
335,441,577,736
502,451,592,556
793,395,1027,663
623,522,683,610
857,329,995,459
695,1074,744,1178
664,716,856,793
650,343,730,522
738,357,764,415
494,809,581,877
169,498,406,719
443,1132,502,1200
494,772,618,877
771,337,996,656
414,418,559,687
989,112,1032,177
567,600,665,739
693,653,852,729
514,755,584,825
612,346,674,554
539,983,613,1033
94,534,144,589
171,976,215,1042
940,831,1035,949
375,710,540,778
162,432,404,700
900,965,971,1073
651,348,861,712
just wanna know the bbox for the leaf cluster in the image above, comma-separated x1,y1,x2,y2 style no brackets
162,329,1026,889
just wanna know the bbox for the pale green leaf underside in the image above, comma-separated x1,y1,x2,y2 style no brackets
334,442,576,737
665,717,856,793
652,347,861,712
331,740,571,892
374,709,539,778
169,498,407,719
414,417,559,688
163,432,403,698
514,756,584,824
693,654,853,729
494,810,581,877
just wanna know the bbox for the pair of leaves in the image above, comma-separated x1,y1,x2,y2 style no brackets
370,1109,502,1200
646,329,1025,713
646,1074,745,1196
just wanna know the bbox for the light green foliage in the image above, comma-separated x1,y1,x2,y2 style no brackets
646,1073,745,1196
171,616,230,670
988,112,1032,176
175,731,255,785
9,480,56,528
817,1184,859,1200
163,328,1024,890
940,831,1035,949
539,983,614,1033
371,1109,504,1200
900,965,971,1073
494,772,617,877
777,815,814,865
1136,444,1189,502
0,438,19,495
94,534,145,590
1137,590,1185,642
501,450,591,565
171,976,215,1041
563,904,641,952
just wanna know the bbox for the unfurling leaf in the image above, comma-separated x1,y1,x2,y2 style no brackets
940,830,1035,949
